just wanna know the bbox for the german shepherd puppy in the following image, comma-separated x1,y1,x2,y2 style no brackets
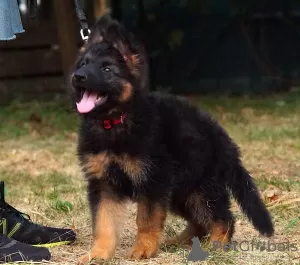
71,15,274,263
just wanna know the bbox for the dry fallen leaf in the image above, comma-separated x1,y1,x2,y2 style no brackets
263,185,283,202
216,105,224,113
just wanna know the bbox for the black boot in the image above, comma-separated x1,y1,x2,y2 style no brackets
0,181,76,247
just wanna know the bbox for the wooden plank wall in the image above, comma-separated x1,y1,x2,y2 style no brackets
0,0,110,104
0,1,83,104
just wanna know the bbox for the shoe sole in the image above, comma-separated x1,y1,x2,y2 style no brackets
33,240,75,248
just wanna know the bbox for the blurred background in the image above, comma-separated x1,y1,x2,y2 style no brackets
1,0,300,104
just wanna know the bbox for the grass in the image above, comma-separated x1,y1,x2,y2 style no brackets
1,89,300,264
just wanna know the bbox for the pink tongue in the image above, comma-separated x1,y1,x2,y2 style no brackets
76,90,98,113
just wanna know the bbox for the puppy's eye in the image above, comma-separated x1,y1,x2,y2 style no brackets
102,67,111,73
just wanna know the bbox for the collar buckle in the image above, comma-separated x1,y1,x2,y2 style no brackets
103,113,126,129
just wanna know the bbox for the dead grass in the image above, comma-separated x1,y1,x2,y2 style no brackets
1,90,300,264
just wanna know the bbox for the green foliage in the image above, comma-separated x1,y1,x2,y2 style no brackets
285,217,299,230
51,199,73,214
0,100,78,140
48,186,73,214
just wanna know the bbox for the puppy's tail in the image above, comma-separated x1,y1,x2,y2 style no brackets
228,164,274,237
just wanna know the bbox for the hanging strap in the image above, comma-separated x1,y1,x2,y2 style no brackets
74,0,90,41
26,0,38,19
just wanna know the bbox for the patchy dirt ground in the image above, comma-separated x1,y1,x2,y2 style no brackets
1,91,300,265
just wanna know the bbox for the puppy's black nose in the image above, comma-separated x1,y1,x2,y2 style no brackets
73,73,87,82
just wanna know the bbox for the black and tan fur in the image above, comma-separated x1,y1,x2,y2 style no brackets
70,15,274,263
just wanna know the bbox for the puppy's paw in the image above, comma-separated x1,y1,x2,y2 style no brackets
78,249,112,264
128,245,158,260
78,254,92,264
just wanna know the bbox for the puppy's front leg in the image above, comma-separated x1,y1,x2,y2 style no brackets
128,200,167,260
79,191,125,264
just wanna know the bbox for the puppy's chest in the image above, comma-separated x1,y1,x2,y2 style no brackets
81,152,150,186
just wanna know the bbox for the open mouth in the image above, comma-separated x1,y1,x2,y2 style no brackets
75,88,108,113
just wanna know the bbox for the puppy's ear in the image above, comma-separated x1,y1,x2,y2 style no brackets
78,14,109,54
113,32,141,77
107,22,149,91
85,14,149,92
88,14,142,76
84,14,114,48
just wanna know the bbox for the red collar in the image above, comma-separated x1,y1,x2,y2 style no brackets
103,113,127,129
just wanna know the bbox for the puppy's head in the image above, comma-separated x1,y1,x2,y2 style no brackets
71,15,148,117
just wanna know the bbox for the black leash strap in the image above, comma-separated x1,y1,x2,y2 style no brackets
74,0,90,41
26,0,37,19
